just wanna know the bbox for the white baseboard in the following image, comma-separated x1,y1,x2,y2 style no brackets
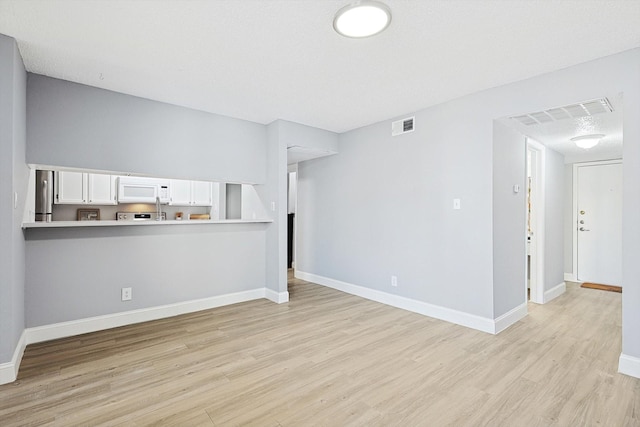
564,273,576,282
494,303,528,334
295,270,521,335
25,288,268,346
544,282,566,303
619,353,640,379
0,330,27,385
265,289,289,303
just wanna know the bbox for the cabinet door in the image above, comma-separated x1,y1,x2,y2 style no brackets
87,174,117,205
192,181,213,206
169,179,192,206
55,171,86,204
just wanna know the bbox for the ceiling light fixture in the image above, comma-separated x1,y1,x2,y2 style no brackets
571,134,605,149
333,1,391,38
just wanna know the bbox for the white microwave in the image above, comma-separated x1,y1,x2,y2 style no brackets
117,177,171,204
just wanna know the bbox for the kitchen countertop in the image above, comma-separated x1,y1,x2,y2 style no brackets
22,218,273,229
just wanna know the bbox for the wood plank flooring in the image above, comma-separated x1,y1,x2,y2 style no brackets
1,275,638,426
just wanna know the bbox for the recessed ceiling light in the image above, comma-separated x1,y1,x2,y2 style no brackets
571,134,605,149
333,1,392,38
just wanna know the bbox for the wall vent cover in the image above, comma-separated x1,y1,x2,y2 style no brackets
511,98,613,126
392,116,415,136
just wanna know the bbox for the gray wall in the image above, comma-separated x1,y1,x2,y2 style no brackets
492,122,526,317
27,74,267,184
621,51,640,359
297,98,496,319
0,35,27,363
25,224,266,326
259,120,336,296
263,121,288,295
22,73,283,329
297,48,640,337
543,147,565,291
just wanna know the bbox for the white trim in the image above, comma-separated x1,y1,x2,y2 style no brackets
290,165,298,270
494,303,528,334
0,330,27,385
619,353,640,379
265,289,289,303
572,163,578,281
543,282,566,303
572,159,622,282
564,273,576,282
25,288,267,345
527,139,545,304
296,270,524,335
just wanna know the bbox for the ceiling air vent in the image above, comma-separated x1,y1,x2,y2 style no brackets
511,98,613,126
392,116,415,136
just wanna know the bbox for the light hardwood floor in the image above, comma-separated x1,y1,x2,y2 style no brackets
1,275,638,426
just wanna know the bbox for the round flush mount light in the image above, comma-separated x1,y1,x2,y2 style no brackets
333,1,392,38
571,134,605,149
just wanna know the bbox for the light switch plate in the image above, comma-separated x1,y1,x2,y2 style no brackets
453,198,461,210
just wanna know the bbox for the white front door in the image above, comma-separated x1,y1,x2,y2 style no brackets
576,162,622,285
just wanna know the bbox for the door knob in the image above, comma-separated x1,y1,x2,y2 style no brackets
579,227,590,231
580,210,586,215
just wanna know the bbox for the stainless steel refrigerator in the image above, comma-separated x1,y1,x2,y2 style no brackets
35,170,53,222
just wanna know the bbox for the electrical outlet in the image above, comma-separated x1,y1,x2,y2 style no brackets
391,275,398,287
121,287,132,301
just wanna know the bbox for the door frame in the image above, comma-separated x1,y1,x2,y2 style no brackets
527,139,545,304
287,163,298,269
572,159,623,282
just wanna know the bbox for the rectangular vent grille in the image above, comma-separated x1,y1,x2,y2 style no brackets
511,98,613,126
392,116,415,136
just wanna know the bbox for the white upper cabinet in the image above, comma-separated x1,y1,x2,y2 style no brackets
169,179,192,206
55,171,85,204
87,174,117,205
192,181,213,206
55,171,117,205
169,179,212,206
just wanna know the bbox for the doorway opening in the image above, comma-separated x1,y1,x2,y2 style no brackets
526,139,545,304
287,164,298,272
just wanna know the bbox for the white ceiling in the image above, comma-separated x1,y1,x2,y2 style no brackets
0,0,639,134
503,95,624,163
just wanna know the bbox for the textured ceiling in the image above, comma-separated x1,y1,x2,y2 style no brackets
0,0,639,133
504,94,623,164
